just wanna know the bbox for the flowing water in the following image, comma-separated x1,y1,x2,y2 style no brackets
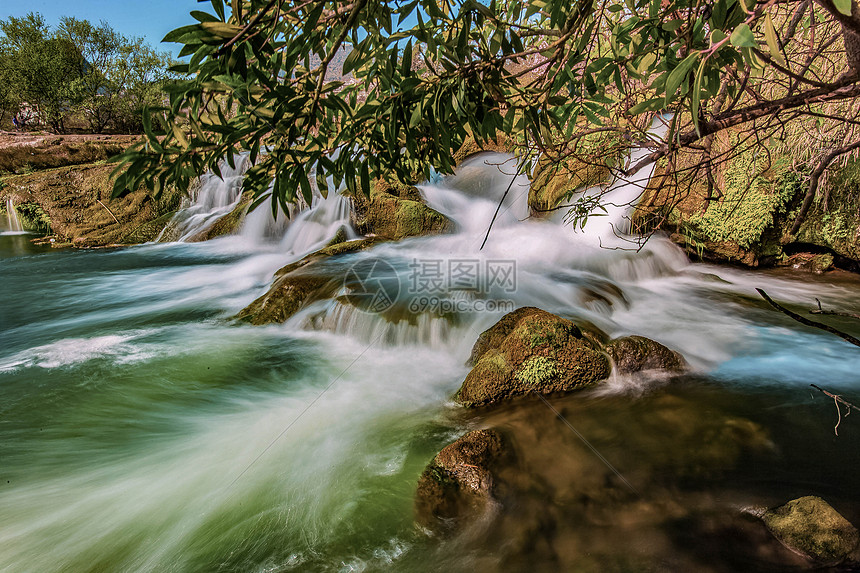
2,156,860,572
3,198,24,234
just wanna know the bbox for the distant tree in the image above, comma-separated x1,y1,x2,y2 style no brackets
57,17,124,132
0,13,84,133
110,38,177,133
0,13,176,134
57,18,176,133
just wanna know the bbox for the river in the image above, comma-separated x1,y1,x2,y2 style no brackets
1,155,860,572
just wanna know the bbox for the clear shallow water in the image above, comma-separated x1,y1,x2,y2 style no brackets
2,158,860,571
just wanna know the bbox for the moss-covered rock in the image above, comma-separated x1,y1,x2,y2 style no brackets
349,179,453,240
2,162,183,247
777,252,835,273
762,496,859,563
529,154,614,214
456,307,610,407
415,429,508,528
604,335,686,374
235,237,385,325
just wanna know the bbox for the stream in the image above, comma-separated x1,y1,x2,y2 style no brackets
1,154,860,572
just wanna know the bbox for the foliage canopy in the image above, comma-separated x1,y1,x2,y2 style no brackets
113,0,860,229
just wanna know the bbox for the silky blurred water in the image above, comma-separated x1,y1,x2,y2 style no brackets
1,156,860,572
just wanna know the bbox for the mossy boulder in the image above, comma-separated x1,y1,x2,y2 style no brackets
604,335,686,374
349,179,452,240
762,496,859,563
456,307,610,407
235,237,385,325
415,429,508,528
529,154,614,214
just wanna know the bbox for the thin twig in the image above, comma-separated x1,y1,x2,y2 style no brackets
811,384,859,436
756,288,860,348
811,298,860,319
96,199,119,223
480,163,521,250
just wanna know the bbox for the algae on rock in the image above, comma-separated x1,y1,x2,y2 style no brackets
456,307,610,407
763,496,859,563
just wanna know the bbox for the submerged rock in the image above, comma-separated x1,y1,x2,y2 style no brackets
762,496,859,563
456,307,610,407
604,335,686,374
415,429,507,528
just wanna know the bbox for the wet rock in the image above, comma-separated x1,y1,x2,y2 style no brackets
778,252,834,274
456,307,610,407
235,237,385,325
762,496,859,563
185,195,251,242
349,179,453,240
415,429,507,528
604,335,686,374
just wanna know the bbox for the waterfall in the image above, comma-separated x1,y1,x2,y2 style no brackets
158,156,251,242
4,198,24,233
290,135,688,352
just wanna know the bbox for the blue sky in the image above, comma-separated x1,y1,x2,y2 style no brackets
0,0,202,56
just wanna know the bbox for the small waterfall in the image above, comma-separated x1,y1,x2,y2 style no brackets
158,157,250,242
4,198,24,233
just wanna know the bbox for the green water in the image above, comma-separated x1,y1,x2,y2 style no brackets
2,230,860,572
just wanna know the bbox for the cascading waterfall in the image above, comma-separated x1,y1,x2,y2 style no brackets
158,156,251,242
3,121,860,572
4,197,23,233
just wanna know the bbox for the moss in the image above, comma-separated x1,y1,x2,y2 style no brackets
235,272,338,325
685,146,795,250
2,161,183,247
120,211,177,244
763,496,859,563
456,308,610,407
350,179,453,240
515,356,559,386
13,202,51,233
235,237,387,325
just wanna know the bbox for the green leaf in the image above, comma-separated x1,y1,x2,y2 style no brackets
833,0,852,15
401,40,412,76
730,23,756,49
764,14,785,65
664,52,698,105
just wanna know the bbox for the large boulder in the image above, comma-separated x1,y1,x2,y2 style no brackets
762,496,859,563
604,335,686,374
456,307,611,407
415,429,508,528
349,179,453,240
